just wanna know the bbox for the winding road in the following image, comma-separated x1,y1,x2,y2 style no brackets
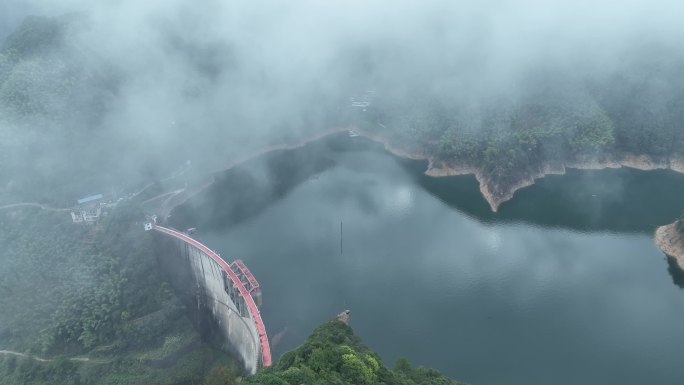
0,350,91,362
0,203,70,212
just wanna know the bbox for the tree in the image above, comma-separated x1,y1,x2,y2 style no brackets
569,111,615,154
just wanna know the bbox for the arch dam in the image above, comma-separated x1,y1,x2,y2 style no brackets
151,224,271,374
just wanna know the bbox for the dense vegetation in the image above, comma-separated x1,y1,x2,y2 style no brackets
358,65,684,187
42,204,182,353
0,344,237,385
0,203,184,354
343,46,684,195
0,204,237,385
246,320,463,385
2,10,683,385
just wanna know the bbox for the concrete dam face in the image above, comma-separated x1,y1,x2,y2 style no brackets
152,225,271,374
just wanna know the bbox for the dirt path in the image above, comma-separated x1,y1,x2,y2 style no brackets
0,202,70,212
0,350,51,362
0,349,91,363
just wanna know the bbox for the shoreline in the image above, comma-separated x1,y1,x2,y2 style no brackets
159,127,684,266
0,202,70,212
163,127,684,216
351,128,684,212
161,127,354,221
427,154,684,212
655,222,684,271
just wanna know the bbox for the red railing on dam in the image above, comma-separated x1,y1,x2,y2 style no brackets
231,260,260,294
152,224,272,368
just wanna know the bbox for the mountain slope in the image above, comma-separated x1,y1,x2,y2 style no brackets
246,318,465,385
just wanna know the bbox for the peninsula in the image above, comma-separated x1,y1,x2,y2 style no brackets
655,220,684,270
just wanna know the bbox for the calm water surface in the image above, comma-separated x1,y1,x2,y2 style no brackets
172,138,684,385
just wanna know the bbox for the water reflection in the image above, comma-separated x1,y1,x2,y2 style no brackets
417,168,684,233
666,256,684,288
173,135,684,235
169,136,684,385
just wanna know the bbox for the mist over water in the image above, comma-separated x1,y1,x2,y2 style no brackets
4,1,684,383
173,140,684,385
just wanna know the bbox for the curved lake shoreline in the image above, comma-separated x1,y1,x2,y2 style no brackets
165,127,684,269
369,133,684,212
169,126,684,215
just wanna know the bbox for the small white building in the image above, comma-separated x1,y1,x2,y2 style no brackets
71,207,102,224
71,194,104,224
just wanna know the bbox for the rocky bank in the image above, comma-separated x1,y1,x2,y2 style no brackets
655,222,684,271
356,128,684,212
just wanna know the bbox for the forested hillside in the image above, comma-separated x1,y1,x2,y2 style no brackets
361,45,684,186
2,15,684,206
245,320,464,385
0,203,237,385
1,9,683,385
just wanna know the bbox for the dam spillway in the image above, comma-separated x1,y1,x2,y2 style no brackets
151,224,271,374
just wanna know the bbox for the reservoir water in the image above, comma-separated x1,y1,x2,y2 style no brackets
170,136,684,385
